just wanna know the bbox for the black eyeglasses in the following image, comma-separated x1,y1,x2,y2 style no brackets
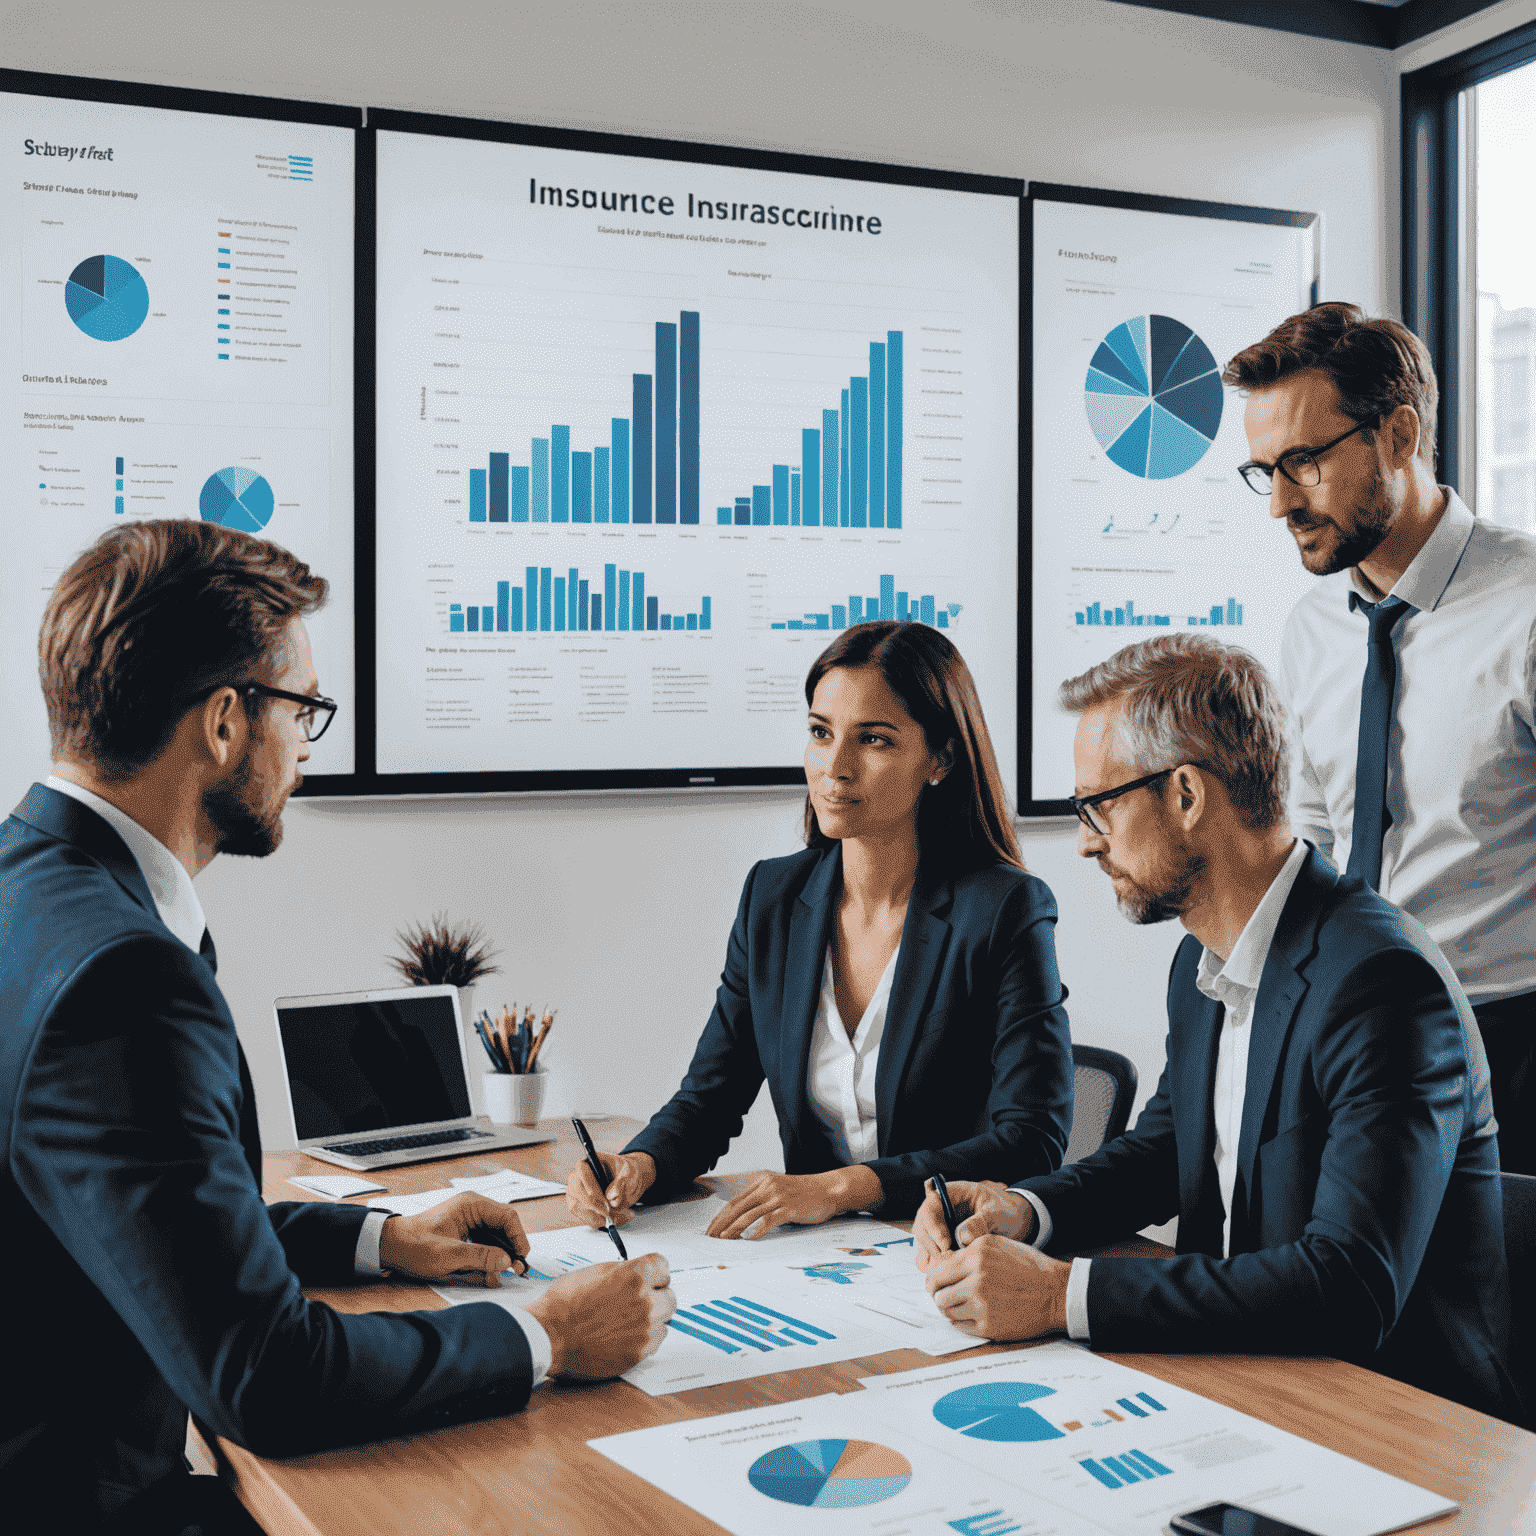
179,681,338,741
1068,769,1178,835
1237,416,1377,495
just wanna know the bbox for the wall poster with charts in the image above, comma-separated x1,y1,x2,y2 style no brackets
0,71,359,803
1025,184,1320,813
370,112,1021,794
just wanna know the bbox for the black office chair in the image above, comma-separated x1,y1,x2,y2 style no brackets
1501,1170,1536,1430
1063,1044,1138,1164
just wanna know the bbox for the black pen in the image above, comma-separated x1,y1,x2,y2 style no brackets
932,1173,960,1251
571,1116,628,1260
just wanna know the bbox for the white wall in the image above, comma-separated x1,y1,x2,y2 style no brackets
4,1,1397,1191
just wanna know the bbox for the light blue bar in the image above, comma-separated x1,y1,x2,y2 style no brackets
880,574,895,621
869,342,885,527
553,577,566,632
469,468,486,522
897,591,909,620
496,581,509,632
1080,1460,1121,1490
527,566,538,633
920,594,935,625
752,485,771,526
695,1302,791,1348
619,569,631,631
661,614,672,630
612,419,630,523
791,472,801,526
831,604,847,629
887,331,903,527
635,573,647,628
571,451,592,523
449,613,464,632
551,425,570,522
674,1309,768,1352
773,464,790,525
687,612,697,630
605,564,617,632
540,567,552,631
701,596,711,631
1124,1449,1172,1477
666,1317,740,1354
532,439,550,522
1135,1392,1166,1411
850,376,868,528
718,507,731,524
822,411,838,527
511,465,530,522
466,606,478,632
483,605,494,631
850,595,863,622
1101,1457,1142,1484
728,1296,834,1340
840,389,850,525
1116,1397,1148,1418
510,588,523,632
594,446,609,523
568,567,579,630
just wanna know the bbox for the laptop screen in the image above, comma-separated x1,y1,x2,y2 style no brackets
277,992,471,1140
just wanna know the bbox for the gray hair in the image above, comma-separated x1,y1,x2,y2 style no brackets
1059,634,1290,831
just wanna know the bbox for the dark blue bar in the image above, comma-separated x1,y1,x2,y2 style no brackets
632,375,652,523
822,409,838,527
840,390,850,525
1080,1460,1121,1490
675,1308,769,1352
590,594,601,629
527,566,538,633
612,419,630,523
619,570,631,631
802,428,820,528
510,587,523,632
655,322,676,524
661,613,672,630
489,451,509,522
594,446,609,523
578,579,589,631
466,606,479,632
735,497,751,527
666,1317,742,1354
1116,1398,1149,1418
532,438,550,521
1136,1392,1166,1412
646,595,658,630
1100,1456,1142,1484
679,310,699,524
632,572,643,630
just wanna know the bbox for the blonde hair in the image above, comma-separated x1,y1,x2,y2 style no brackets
1059,634,1290,831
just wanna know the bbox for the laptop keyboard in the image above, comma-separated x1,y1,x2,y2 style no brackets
324,1127,493,1156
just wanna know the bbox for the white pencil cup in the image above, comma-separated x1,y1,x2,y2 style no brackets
483,1068,546,1126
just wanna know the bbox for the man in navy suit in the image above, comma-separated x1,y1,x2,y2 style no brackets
913,634,1519,1422
0,521,674,1532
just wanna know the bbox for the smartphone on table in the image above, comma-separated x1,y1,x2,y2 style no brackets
1170,1505,1321,1536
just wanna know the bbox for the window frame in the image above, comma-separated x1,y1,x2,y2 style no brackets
1402,19,1536,506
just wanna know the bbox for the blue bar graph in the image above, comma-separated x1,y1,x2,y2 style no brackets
448,563,713,637
771,575,957,632
1074,597,1243,628
1077,1449,1172,1491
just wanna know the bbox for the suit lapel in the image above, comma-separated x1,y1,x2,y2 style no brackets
12,782,158,918
873,869,954,1154
780,847,842,1141
1230,851,1332,1244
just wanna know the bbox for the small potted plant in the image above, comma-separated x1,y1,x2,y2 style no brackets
388,912,501,1029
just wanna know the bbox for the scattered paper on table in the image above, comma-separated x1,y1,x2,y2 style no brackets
365,1186,462,1218
448,1168,567,1201
853,1341,1458,1536
288,1174,388,1200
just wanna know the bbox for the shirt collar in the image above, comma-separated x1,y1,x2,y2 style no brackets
1346,486,1475,614
45,774,207,953
1196,838,1309,1007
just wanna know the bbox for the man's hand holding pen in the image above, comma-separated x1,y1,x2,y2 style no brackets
913,1178,1070,1342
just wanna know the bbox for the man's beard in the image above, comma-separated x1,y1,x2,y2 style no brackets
1103,842,1205,925
204,746,292,857
1288,465,1397,575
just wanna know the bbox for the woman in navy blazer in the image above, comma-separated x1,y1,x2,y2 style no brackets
567,621,1074,1233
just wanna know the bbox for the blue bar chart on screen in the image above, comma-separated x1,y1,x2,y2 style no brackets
372,124,1019,786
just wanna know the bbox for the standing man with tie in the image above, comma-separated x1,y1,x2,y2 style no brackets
0,520,674,1534
1224,303,1536,1172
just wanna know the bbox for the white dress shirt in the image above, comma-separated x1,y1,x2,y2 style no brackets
1278,490,1536,1005
42,777,552,1383
807,943,900,1166
1015,839,1309,1342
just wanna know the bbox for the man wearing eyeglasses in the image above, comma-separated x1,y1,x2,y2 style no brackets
912,635,1519,1424
0,520,675,1533
1225,301,1536,1175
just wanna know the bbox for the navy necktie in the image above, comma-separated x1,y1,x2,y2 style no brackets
1345,595,1408,889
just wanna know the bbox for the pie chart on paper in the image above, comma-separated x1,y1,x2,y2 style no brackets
64,255,151,342
200,467,275,532
746,1439,913,1508
933,1381,1066,1442
1085,314,1223,478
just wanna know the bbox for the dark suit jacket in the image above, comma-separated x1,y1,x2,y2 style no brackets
625,845,1075,1214
1015,846,1519,1422
0,785,533,1527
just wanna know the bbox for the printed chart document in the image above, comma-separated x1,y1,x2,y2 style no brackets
431,1204,978,1391
590,1393,1065,1536
854,1343,1457,1536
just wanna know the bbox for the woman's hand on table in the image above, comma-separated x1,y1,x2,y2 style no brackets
705,1165,883,1239
564,1150,657,1228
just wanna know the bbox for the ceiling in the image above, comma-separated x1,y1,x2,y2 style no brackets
1104,0,1506,48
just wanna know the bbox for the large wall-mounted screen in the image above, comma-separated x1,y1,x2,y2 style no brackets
1024,184,1320,812
371,114,1022,795
0,72,358,805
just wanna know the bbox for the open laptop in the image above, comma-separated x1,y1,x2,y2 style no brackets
273,985,553,1171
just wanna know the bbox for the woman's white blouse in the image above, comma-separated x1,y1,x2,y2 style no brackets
806,942,901,1165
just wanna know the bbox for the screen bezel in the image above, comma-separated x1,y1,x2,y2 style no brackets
352,106,1025,800
1019,181,1320,818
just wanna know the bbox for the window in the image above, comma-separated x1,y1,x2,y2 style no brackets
1404,23,1536,533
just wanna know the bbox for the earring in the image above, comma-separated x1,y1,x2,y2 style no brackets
930,777,941,786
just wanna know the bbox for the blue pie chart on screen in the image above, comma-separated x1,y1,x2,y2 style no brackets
64,255,150,341
200,467,275,531
1085,314,1223,478
933,1381,1065,1442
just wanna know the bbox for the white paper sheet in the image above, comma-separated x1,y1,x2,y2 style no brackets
287,1174,388,1200
447,1168,567,1201
590,1393,1086,1536
853,1342,1457,1536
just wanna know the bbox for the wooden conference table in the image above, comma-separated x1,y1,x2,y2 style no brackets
200,1116,1536,1534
